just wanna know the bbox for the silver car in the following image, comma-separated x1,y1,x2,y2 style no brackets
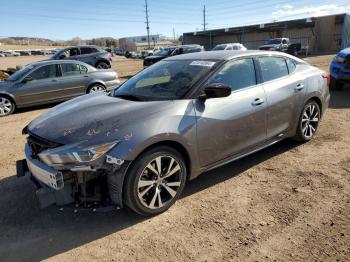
0,60,120,116
17,51,330,216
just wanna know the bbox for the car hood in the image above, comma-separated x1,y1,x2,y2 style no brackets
337,47,350,58
259,44,280,49
27,93,173,145
144,55,165,60
0,80,12,91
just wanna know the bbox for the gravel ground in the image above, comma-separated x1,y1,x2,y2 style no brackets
0,54,349,262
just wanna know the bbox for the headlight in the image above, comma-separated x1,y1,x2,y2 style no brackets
38,141,118,167
333,55,345,63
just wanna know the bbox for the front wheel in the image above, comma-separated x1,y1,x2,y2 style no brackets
293,100,321,142
124,146,187,216
87,84,107,94
0,96,15,116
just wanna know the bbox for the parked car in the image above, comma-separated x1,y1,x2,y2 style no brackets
51,45,112,69
0,52,5,57
143,44,204,67
329,47,350,89
16,50,330,216
0,60,119,116
212,43,247,51
19,51,32,56
2,51,20,57
259,38,290,51
141,47,162,58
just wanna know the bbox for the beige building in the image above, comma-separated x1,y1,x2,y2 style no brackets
183,13,350,53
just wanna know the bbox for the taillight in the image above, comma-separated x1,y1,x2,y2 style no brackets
322,73,330,87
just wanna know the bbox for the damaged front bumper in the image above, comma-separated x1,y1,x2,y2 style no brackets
16,143,130,210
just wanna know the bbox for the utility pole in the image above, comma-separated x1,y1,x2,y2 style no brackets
145,0,150,48
202,5,208,31
173,27,176,41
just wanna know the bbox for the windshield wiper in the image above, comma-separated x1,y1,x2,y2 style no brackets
114,94,144,101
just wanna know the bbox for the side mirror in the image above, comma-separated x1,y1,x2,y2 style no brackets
59,54,66,59
200,83,231,99
22,76,32,83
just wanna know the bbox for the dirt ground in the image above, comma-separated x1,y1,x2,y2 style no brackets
0,54,349,262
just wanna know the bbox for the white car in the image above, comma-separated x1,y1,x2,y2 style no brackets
212,43,247,51
2,51,20,57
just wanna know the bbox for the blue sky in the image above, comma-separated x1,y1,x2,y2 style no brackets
1,0,349,40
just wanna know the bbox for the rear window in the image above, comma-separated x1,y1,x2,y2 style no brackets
258,56,289,82
80,47,98,55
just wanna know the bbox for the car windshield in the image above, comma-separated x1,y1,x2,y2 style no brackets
114,60,216,101
267,39,282,45
212,45,226,51
156,48,174,57
7,65,35,81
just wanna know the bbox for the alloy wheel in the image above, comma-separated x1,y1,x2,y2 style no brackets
137,155,183,210
301,104,320,139
0,97,13,116
89,85,106,94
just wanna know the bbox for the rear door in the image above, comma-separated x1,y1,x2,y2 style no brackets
78,47,99,65
55,62,90,99
195,57,267,167
15,64,61,105
258,56,305,139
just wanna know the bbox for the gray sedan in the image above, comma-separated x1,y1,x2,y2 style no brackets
18,51,330,216
0,60,120,116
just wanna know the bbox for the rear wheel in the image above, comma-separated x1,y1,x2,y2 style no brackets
124,146,187,216
95,61,109,69
293,100,320,142
87,84,106,94
0,96,15,116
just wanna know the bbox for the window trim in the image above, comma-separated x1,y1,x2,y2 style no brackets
285,58,297,75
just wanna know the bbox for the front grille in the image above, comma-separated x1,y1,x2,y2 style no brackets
27,132,62,158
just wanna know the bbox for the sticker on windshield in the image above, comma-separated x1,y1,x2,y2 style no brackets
190,61,216,67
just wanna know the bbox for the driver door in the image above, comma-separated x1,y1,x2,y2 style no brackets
14,64,61,106
195,58,267,167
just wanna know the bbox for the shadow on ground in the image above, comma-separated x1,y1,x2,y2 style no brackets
0,140,297,262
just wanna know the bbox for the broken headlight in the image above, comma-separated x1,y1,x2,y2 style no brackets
38,141,118,167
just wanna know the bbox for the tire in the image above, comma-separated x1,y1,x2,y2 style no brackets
124,146,187,216
0,96,15,116
95,61,110,69
293,100,321,142
330,76,343,90
87,84,107,94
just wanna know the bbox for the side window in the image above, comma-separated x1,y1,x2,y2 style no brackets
226,46,233,50
80,47,93,55
69,48,80,57
286,58,296,74
208,58,256,91
79,64,88,74
29,64,57,80
61,63,81,77
258,56,289,82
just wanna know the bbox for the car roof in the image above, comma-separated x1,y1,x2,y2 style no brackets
29,59,89,67
164,50,306,62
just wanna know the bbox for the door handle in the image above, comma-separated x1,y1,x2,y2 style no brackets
51,79,57,82
252,98,264,106
83,75,89,78
295,83,304,91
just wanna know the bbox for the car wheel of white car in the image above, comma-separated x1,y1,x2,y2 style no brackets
124,146,187,216
87,84,107,94
0,96,15,116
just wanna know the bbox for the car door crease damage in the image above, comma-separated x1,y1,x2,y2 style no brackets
15,50,330,216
